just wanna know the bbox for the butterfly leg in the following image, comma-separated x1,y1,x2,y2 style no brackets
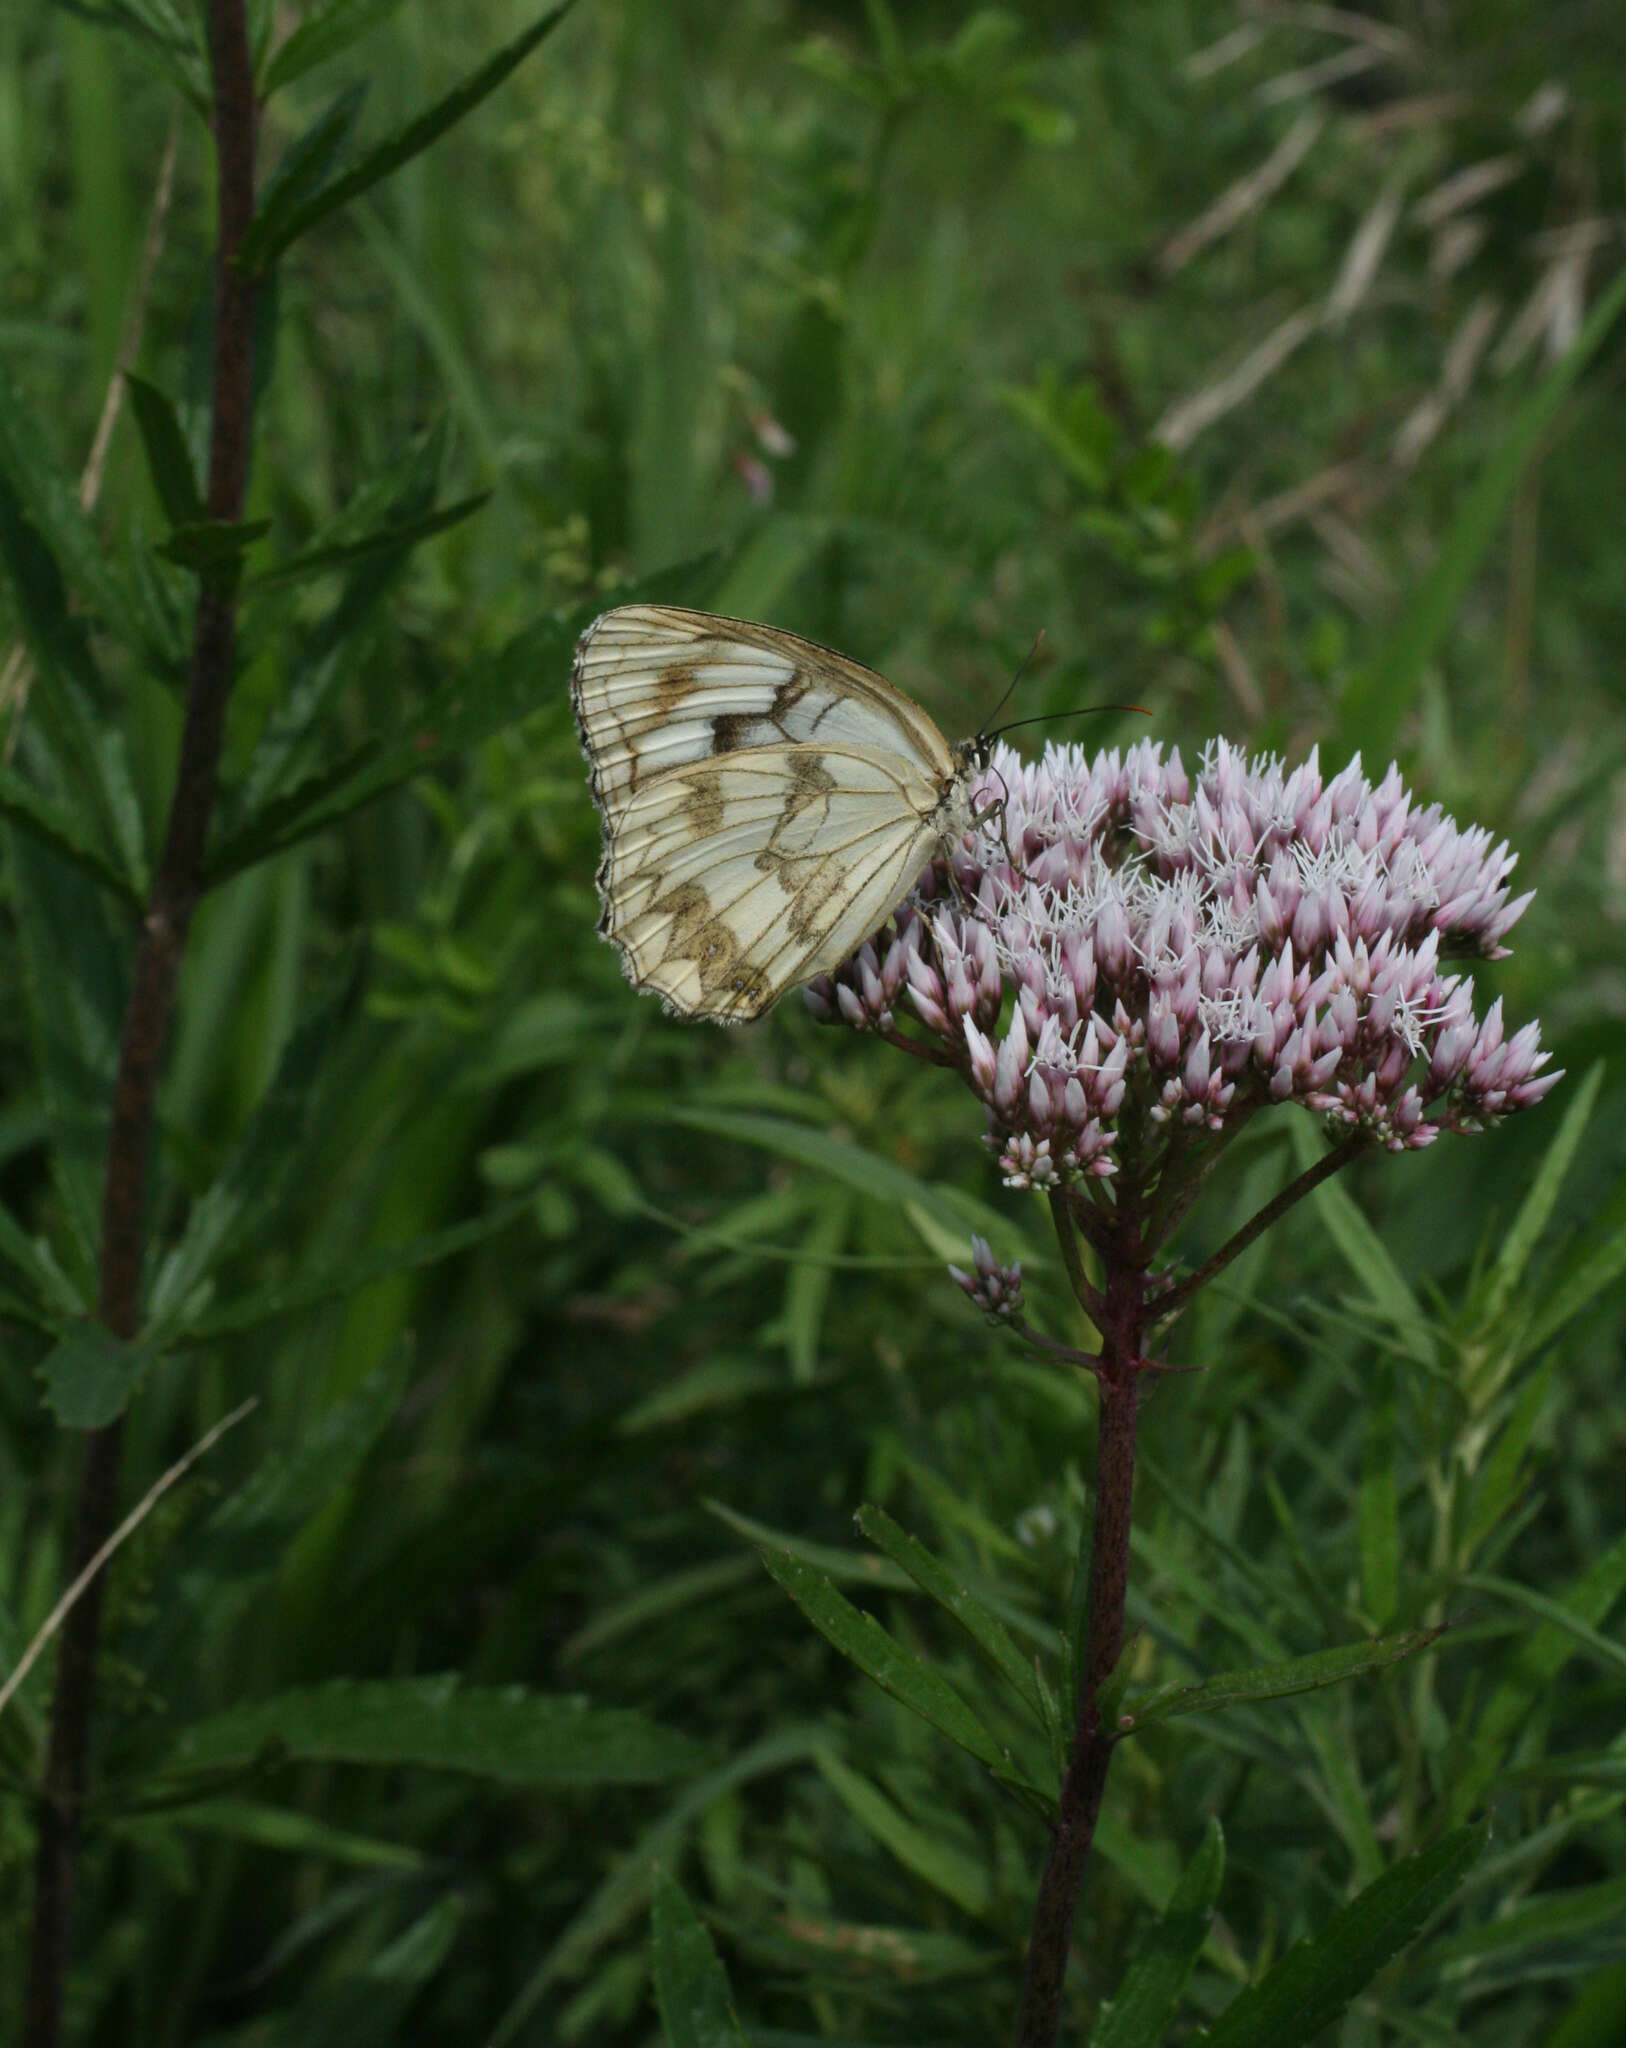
969,768,1029,879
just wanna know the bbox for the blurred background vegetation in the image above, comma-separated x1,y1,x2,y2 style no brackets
1,1,1624,2042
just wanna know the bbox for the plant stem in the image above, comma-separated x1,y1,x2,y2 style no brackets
1147,1129,1371,1322
23,11,256,2043
1017,1190,1145,2047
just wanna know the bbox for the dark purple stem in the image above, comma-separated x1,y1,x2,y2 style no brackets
23,12,256,2043
1017,1169,1146,2046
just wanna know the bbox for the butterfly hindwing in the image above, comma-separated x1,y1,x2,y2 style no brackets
571,607,973,1021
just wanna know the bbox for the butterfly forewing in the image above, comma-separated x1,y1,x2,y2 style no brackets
571,607,974,1021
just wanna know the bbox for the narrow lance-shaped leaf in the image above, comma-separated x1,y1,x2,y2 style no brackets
236,81,369,276
856,1502,1049,1722
1196,1822,1488,2048
250,489,490,590
1359,1361,1399,1629
159,1677,710,1787
261,0,411,96
650,1867,750,2048
757,1546,1023,1783
1122,1626,1445,1732
123,374,205,528
237,2,580,275
815,1745,993,1920
1477,1060,1601,1333
1088,1816,1225,2048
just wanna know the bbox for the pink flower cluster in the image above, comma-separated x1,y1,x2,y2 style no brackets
808,738,1558,1188
948,1235,1026,1319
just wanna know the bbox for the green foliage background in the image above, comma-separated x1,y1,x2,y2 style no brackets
1,2,1624,2043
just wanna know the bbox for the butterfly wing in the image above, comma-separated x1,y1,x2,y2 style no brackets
572,604,957,829
600,744,955,1021
571,607,968,1021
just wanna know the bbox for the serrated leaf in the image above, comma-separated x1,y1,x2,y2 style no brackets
237,3,579,275
261,0,410,95
855,1503,1049,1721
1123,1627,1444,1731
38,1321,152,1427
757,1547,1027,1783
1088,1816,1225,2048
160,1677,709,1786
1197,1823,1489,2048
650,1867,749,2048
123,374,204,528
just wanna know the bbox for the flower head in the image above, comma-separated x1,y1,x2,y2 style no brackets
948,1235,1025,1320
809,738,1558,1187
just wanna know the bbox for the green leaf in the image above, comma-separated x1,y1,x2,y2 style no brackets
665,1107,1037,1265
1197,1822,1488,2048
487,1728,819,2047
164,1796,426,1870
1478,1062,1601,1333
1462,1359,1554,1557
0,350,143,652
650,1867,749,2048
237,81,369,276
815,1745,993,1919
756,1547,1022,1784
1457,1573,1626,1680
1450,1527,1626,1823
704,1500,912,1591
205,609,575,884
64,0,210,110
1289,1116,1436,1368
0,763,142,908
855,1503,1049,1721
1123,1627,1444,1732
1359,1362,1399,1628
1088,1816,1225,2048
146,958,357,1333
38,1320,152,1428
156,515,272,573
175,1191,534,1342
261,0,410,95
160,1677,709,1787
236,3,579,275
1342,267,1626,758
122,374,204,528
249,490,490,590
1432,1871,1626,1962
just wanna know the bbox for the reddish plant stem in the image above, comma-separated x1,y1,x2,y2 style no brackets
23,12,257,2044
1017,1177,1146,2047
1148,1129,1370,1322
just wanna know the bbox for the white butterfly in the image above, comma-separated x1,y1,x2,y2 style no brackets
571,605,990,1022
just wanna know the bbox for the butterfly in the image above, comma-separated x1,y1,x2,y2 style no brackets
571,605,992,1023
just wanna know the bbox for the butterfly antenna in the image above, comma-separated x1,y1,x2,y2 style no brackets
977,630,1047,736
989,702,1153,742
